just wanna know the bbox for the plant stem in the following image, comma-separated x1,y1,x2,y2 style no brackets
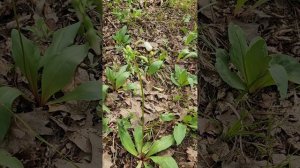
133,59,145,149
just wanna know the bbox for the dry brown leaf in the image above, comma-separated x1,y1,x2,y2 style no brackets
68,129,91,153
186,147,197,163
103,151,113,168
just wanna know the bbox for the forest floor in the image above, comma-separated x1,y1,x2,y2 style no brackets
0,0,101,167
102,0,198,167
199,0,300,167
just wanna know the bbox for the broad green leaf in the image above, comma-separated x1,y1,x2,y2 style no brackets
125,82,139,91
173,123,187,145
48,81,101,104
0,87,22,142
116,72,130,89
188,74,197,87
178,48,190,60
160,113,176,122
86,27,101,55
41,44,89,104
270,54,298,67
148,61,163,75
150,156,179,168
228,23,248,78
244,37,270,87
185,52,197,59
101,85,109,100
144,162,153,168
248,71,275,93
270,54,300,84
105,67,115,85
184,32,197,45
133,125,143,153
142,142,152,154
286,65,300,84
269,64,288,99
171,73,179,86
117,65,129,76
118,122,138,156
146,135,175,157
215,49,246,90
11,30,40,94
40,22,81,67
0,149,23,168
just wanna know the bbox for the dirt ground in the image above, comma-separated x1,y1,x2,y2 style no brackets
102,0,198,167
199,0,300,167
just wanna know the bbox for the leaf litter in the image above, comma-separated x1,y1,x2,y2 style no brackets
199,0,300,167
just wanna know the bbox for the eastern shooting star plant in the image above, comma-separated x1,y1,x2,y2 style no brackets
0,22,101,142
215,23,300,98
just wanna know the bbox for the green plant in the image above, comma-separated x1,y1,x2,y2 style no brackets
113,26,131,50
184,31,197,46
0,22,101,141
105,65,130,90
118,121,186,168
27,17,51,41
112,8,143,23
171,65,197,87
117,42,187,167
11,22,100,105
182,111,197,130
215,23,300,98
167,0,194,11
177,48,197,61
123,45,164,76
147,60,164,75
234,0,270,15
0,87,22,142
72,0,102,54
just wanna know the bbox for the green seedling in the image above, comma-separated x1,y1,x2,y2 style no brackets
123,45,137,74
171,65,197,87
160,112,176,122
27,17,51,41
72,0,102,54
113,26,131,50
113,8,143,23
147,60,164,76
0,22,101,141
182,109,197,130
112,8,129,22
167,0,194,11
183,14,191,23
177,48,197,61
123,45,164,76
105,65,130,90
118,122,187,168
234,0,270,15
215,23,300,98
184,31,197,46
